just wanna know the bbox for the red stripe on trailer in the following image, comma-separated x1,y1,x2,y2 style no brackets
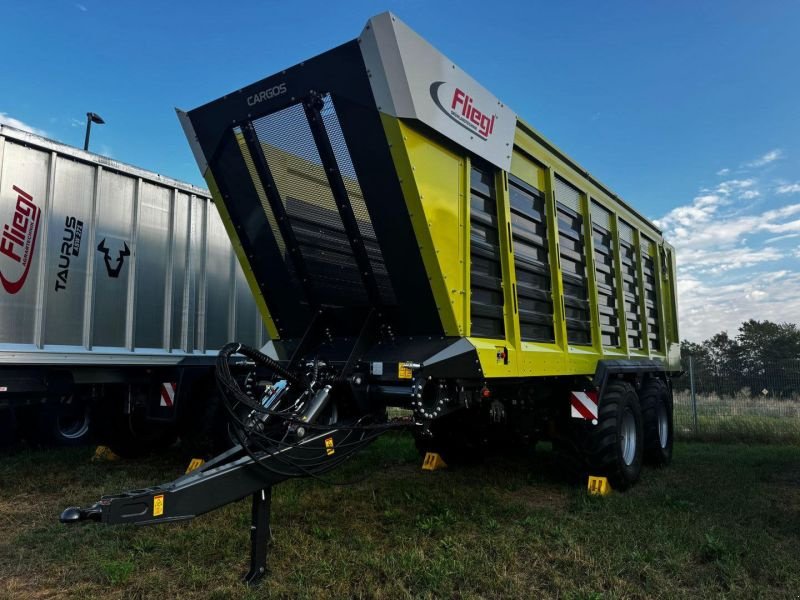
570,390,599,421
570,397,595,420
160,382,177,407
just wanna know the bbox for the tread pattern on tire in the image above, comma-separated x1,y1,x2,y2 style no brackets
583,379,643,490
640,377,673,466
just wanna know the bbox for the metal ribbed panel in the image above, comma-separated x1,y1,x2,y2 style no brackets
470,164,505,339
555,176,581,212
618,218,634,244
641,234,654,257
592,220,620,347
556,198,591,346
590,200,611,229
642,253,660,351
620,239,641,349
509,176,554,342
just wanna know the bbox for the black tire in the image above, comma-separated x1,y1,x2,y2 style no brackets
92,386,178,459
583,380,643,491
640,378,673,466
20,397,92,447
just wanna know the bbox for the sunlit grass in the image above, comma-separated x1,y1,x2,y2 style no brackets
1,435,799,598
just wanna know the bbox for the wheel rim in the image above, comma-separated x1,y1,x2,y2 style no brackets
657,401,669,449
620,408,637,466
57,406,90,440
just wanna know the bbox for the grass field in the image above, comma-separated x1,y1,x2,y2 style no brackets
673,391,800,444
1,435,799,599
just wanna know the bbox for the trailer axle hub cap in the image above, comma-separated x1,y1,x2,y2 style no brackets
657,402,669,448
620,408,637,466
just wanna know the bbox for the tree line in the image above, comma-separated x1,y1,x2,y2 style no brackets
677,320,800,398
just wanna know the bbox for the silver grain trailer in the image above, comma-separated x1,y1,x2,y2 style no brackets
0,124,265,455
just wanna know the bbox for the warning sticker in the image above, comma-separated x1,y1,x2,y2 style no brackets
153,494,164,517
398,363,413,379
325,437,335,456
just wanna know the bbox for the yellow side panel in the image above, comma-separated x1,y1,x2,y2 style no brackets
382,115,468,336
510,151,547,192
203,172,280,340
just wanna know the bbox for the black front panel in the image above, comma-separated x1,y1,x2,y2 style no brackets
592,217,620,347
509,176,554,342
620,233,642,349
469,164,505,339
246,95,394,309
642,244,661,351
187,40,442,339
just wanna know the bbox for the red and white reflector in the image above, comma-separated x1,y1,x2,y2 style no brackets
570,390,598,421
160,382,177,408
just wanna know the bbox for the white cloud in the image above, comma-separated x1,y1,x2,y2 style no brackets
776,182,800,195
716,168,730,176
677,272,800,341
0,112,47,137
75,3,88,11
746,149,782,168
657,173,800,340
766,233,800,244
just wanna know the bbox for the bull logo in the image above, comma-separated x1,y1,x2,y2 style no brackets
97,238,130,278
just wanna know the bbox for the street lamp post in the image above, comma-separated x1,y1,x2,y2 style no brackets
83,112,105,151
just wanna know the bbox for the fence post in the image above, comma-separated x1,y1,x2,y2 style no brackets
689,355,698,435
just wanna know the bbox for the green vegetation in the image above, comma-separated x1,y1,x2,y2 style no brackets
673,391,800,444
678,319,800,400
1,435,799,598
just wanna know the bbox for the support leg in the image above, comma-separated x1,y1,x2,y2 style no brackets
243,487,272,586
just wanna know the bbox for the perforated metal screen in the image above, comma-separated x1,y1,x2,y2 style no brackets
240,94,396,308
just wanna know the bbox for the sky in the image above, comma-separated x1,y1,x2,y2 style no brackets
2,1,799,342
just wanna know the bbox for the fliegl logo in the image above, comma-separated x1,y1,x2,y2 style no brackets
0,185,41,295
430,81,497,140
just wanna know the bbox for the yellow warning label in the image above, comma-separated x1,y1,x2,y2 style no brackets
325,437,335,456
398,362,413,379
153,494,164,517
185,458,205,474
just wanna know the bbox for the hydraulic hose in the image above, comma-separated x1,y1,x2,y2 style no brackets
216,342,300,386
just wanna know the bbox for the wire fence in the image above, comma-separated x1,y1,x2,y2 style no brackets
673,356,800,443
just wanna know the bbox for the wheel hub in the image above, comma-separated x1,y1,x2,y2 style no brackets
657,402,669,449
620,408,637,466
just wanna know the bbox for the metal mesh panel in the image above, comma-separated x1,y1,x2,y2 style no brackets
233,127,286,256
319,95,396,305
247,103,353,306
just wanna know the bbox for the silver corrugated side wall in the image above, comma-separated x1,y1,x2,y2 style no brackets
0,125,265,365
